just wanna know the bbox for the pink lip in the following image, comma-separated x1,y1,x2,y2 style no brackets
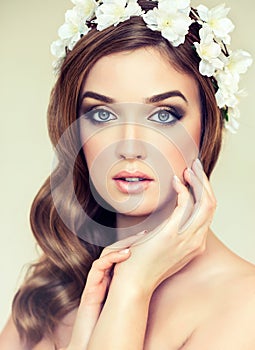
113,171,153,180
113,171,154,194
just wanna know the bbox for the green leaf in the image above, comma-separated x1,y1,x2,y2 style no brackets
222,107,229,122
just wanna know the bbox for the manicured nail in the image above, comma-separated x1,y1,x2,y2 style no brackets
136,230,148,236
187,168,195,176
173,175,181,184
186,168,195,182
119,248,130,254
194,158,203,170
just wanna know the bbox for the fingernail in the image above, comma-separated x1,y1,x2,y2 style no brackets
187,168,195,176
194,158,203,170
119,248,130,254
136,230,148,236
173,175,181,184
186,168,195,182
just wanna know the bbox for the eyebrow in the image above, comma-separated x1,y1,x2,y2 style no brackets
80,90,188,104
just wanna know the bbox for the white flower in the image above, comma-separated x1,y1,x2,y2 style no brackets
194,26,224,76
224,50,253,81
49,0,252,134
143,0,192,46
215,50,252,108
51,39,67,58
215,69,245,109
225,108,240,133
158,0,191,13
73,0,97,20
215,73,237,109
215,87,238,109
58,8,91,49
196,4,234,45
95,0,143,31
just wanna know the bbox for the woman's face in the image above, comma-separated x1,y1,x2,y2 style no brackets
79,47,201,217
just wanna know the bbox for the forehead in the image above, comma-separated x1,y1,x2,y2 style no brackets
82,47,200,104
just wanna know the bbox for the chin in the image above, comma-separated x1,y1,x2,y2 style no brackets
110,191,177,218
91,179,177,217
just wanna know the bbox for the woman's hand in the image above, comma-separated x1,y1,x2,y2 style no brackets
111,158,217,295
62,232,146,350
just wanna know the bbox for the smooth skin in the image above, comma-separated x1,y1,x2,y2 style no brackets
1,48,255,350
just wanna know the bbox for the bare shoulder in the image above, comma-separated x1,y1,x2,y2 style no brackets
209,269,255,348
214,257,255,315
182,264,255,349
0,316,55,350
232,265,255,314
0,310,77,350
230,259,255,298
0,316,26,350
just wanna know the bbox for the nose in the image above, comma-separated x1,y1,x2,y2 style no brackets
115,139,147,159
115,124,147,160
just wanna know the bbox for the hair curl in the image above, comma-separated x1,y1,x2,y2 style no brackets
12,1,224,347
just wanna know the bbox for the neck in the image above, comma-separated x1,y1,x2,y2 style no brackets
172,228,242,281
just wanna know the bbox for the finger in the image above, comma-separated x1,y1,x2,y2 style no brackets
101,230,147,256
184,160,217,215
166,175,193,230
191,159,216,202
171,172,213,234
87,249,131,286
173,175,192,209
181,168,216,232
183,167,205,204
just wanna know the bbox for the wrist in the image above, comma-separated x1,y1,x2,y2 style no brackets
110,271,154,302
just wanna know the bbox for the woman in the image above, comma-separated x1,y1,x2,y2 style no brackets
0,0,254,349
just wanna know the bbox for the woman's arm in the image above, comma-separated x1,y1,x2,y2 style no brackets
66,248,132,349
86,273,152,350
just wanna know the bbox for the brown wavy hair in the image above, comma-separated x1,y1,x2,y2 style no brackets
12,1,224,347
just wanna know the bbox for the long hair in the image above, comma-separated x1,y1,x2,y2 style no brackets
12,1,224,347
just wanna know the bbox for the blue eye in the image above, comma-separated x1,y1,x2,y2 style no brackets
148,108,182,125
85,108,117,124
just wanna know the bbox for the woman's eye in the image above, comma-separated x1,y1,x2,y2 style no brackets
148,109,179,125
86,109,117,123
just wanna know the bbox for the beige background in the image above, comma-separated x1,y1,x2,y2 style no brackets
0,0,254,329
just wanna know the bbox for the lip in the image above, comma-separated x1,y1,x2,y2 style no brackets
112,170,154,194
113,171,153,180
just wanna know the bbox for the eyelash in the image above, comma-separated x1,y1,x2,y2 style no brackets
82,106,184,126
149,107,183,126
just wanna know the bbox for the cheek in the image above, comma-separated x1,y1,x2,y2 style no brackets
149,121,201,181
82,133,118,189
83,139,102,171
81,127,115,171
82,137,115,211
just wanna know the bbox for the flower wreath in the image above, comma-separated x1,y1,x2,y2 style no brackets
51,0,253,133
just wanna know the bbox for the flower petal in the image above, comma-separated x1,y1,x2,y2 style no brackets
196,4,209,22
199,60,216,77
